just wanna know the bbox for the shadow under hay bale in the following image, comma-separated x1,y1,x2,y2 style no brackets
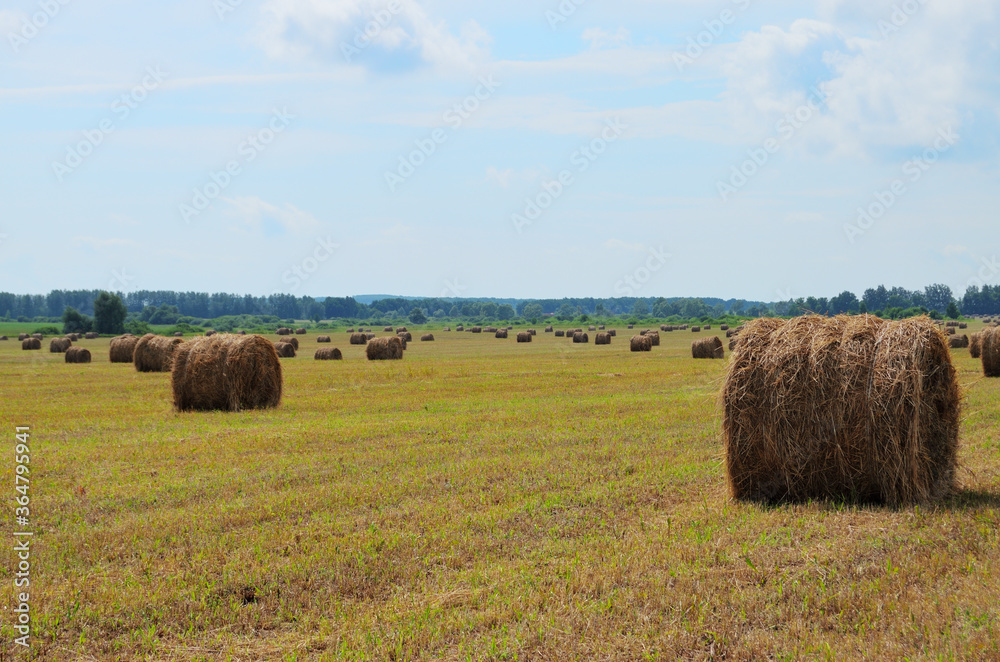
722,315,960,505
65,347,91,364
595,332,611,345
366,336,404,360
693,336,724,359
134,334,184,372
314,347,343,360
22,338,41,350
982,327,1000,377
172,334,283,412
516,332,531,342
630,335,652,352
109,334,139,363
421,334,434,341
50,338,72,353
274,341,296,358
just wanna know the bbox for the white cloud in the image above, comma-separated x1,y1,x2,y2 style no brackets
255,0,491,74
581,27,631,49
222,197,322,236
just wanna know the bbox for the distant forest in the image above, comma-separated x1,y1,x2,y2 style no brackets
2,283,1000,322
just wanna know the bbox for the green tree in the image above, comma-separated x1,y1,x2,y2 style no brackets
496,304,516,320
93,292,126,335
522,303,543,322
308,301,325,323
632,300,649,317
409,307,428,325
946,301,960,319
61,306,92,333
556,303,576,321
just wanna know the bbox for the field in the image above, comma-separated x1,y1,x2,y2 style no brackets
1,324,998,661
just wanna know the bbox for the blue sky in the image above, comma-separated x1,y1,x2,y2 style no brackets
1,0,997,301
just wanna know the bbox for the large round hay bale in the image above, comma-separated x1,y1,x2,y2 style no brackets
959,323,968,329
347,328,355,333
722,315,959,505
277,327,292,336
647,332,660,346
286,337,300,350
273,341,296,358
22,338,41,350
365,332,376,340
134,334,184,372
172,334,283,412
50,338,72,353
18,333,28,341
588,325,596,331
443,327,451,332
85,332,99,339
366,336,404,360
691,326,701,333
317,335,331,343
109,334,139,363
528,329,537,336
66,333,80,341
946,327,957,335
573,332,589,344
949,335,969,349
0,336,7,341
720,325,730,331
945,321,959,327
627,324,634,329
456,325,464,332
293,328,305,335
383,326,393,332
65,347,91,364
982,327,1000,377
516,332,531,342
471,327,482,334
173,331,184,337
205,330,216,337
396,327,407,333
692,336,724,359
315,347,343,360
608,330,617,337
421,334,434,341
595,332,611,345
970,332,983,359
630,335,652,352
398,332,412,342
555,330,565,337
496,329,508,339
349,333,367,345
545,326,554,333
704,325,712,330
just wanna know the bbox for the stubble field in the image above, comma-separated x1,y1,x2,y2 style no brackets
1,324,998,661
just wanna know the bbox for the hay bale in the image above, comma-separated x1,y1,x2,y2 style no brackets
65,347,91,364
314,347,343,360
721,315,959,505
516,332,531,342
588,325,596,331
970,332,982,359
691,326,701,333
496,329,509,339
85,332,98,339
471,327,482,334
384,326,393,332
705,325,712,330
982,327,1000,377
421,334,434,341
647,332,660,346
349,333,367,345
608,330,616,337
528,329,537,336
630,335,652,352
456,325,464,331
729,339,737,351
32,333,43,340
49,338,72,353
109,334,139,363
949,335,969,349
277,327,292,335
397,332,412,342
21,338,41,350
365,333,376,340
692,336,724,359
573,332,589,344
366,336,404,360
396,327,407,333
205,330,216,337
273,341,296,358
284,337,299,350
317,336,331,343
173,331,184,337
555,330,565,337
0,336,6,341
595,332,611,345
946,321,960,327
959,323,968,329
628,324,634,329
443,327,451,332
172,334,283,412
545,326,553,333
720,325,730,331
347,328,355,333
134,334,184,372
726,330,735,338
18,333,28,341
66,333,79,341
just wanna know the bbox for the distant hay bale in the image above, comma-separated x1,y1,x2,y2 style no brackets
366,336,404,360
555,330,565,337
66,333,79,341
692,336,724,359
397,332,412,342
85,332,98,339
421,334,434,341
982,327,1000,377
205,330,216,337
133,334,184,372
471,327,482,334
22,338,41,350
647,332,660,346
384,326,393,332
443,327,451,332
949,335,969,349
398,336,408,350
704,325,712,330
277,327,292,335
726,330,735,338
0,336,6,341
365,333,376,340
729,339,737,351
284,337,299,350
396,327,407,333
720,325,730,331
692,326,701,332
946,328,956,335
970,332,982,359
660,325,669,331
722,315,960,505
528,329,537,336
628,324,634,329
174,332,184,337
588,325,596,331
496,329,509,339
598,325,605,330
959,323,968,329
317,336,331,343
456,325,464,331
65,347,91,364
347,328,355,333
349,333,368,345
946,321,960,327
18,333,28,341
630,335,652,352
608,330,616,337
49,338,72,353
484,327,497,333
573,332,589,344
274,341,296,358
545,326,553,333
595,332,611,345
516,332,532,342
172,334,283,412
109,334,139,363
314,347,343,360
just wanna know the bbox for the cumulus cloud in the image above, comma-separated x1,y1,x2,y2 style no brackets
255,0,491,74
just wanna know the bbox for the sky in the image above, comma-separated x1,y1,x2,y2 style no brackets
1,0,998,302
